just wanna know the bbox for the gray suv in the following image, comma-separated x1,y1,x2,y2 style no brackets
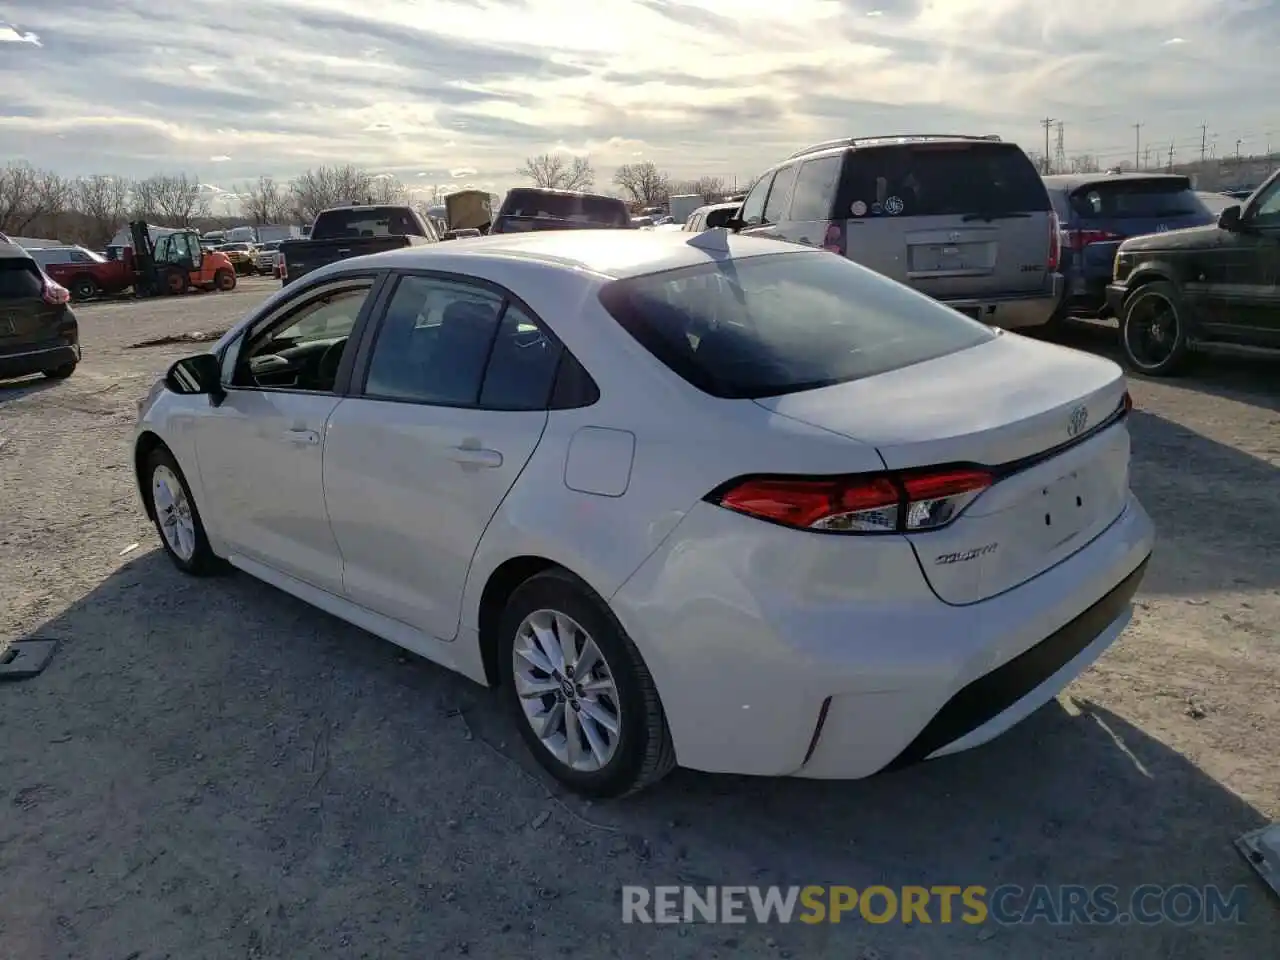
734,135,1063,329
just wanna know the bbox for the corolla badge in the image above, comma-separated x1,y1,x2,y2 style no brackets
1067,404,1089,437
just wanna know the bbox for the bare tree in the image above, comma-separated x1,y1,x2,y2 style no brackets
1069,154,1101,173
0,163,72,235
517,154,594,190
670,176,727,203
368,174,408,205
129,176,160,221
240,176,293,224
72,175,130,248
290,165,374,222
142,173,208,226
612,161,669,206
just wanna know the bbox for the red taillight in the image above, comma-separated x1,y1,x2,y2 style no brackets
1062,228,1122,251
1047,211,1060,271
710,467,994,534
42,280,70,305
278,251,288,279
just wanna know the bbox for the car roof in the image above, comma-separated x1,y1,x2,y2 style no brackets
354,228,802,280
1041,173,1190,192
0,242,35,260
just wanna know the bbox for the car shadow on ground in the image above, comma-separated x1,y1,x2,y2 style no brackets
0,375,61,406
1044,320,1280,414
3,550,1276,959
1127,407,1280,595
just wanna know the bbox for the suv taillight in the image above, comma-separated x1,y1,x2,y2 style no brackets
1063,228,1123,251
42,279,71,306
707,467,994,534
278,251,287,279
1047,211,1061,271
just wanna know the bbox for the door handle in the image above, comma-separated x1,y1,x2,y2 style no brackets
285,427,320,445
449,445,503,468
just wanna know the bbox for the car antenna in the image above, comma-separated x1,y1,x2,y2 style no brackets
686,228,731,252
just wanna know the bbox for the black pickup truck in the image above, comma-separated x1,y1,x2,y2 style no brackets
278,205,438,286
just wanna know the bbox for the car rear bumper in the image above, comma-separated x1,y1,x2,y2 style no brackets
939,273,1064,330
0,341,80,379
609,491,1154,779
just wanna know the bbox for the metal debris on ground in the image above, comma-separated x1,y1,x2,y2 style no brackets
0,640,59,681
1235,823,1280,899
119,543,140,557
128,329,230,349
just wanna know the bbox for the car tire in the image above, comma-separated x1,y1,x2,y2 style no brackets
1119,280,1193,377
43,361,77,380
143,446,226,576
70,275,98,301
163,268,188,296
497,569,676,799
215,268,236,291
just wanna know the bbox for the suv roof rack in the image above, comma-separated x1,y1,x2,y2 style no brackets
785,134,1002,161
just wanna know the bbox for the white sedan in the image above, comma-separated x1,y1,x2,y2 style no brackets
134,230,1154,797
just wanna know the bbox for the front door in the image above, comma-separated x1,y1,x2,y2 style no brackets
193,279,376,593
323,273,560,640
1200,177,1280,342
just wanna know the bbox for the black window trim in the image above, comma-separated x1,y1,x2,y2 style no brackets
219,270,388,398
762,162,801,225
739,173,775,227
348,267,597,413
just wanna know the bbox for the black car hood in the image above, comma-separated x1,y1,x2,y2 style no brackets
1119,223,1225,254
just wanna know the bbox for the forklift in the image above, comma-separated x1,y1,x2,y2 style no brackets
129,221,237,297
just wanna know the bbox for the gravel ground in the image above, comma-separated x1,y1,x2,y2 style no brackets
1,282,1277,959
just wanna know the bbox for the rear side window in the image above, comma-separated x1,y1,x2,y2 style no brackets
790,155,844,221
0,259,44,299
478,304,564,410
597,251,996,399
704,206,739,229
837,143,1050,218
1070,179,1208,219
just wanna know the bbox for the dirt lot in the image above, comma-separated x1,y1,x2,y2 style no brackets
1,281,1278,959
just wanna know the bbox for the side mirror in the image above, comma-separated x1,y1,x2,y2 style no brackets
1218,204,1243,231
166,353,223,399
724,217,746,233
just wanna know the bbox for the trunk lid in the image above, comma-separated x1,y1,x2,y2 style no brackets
0,258,62,347
754,333,1131,604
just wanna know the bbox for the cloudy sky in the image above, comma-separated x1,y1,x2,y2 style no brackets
2,0,1276,201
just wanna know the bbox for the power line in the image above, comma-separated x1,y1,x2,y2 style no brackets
1040,117,1055,174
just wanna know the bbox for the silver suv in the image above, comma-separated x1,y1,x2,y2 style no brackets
735,135,1063,329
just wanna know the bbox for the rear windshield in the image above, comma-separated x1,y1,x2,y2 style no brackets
312,207,420,238
597,251,996,399
500,190,629,227
1069,178,1209,219
837,142,1050,218
0,259,45,299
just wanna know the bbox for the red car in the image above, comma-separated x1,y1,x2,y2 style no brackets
29,245,135,301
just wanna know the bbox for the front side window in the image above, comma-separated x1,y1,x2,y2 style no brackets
364,276,504,405
235,285,371,393
738,175,773,228
1249,177,1280,228
763,164,800,225
598,250,996,399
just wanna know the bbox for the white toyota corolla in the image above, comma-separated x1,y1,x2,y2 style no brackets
134,229,1154,797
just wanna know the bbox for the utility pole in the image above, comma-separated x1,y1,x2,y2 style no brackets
1200,124,1208,163
1133,122,1143,169
1054,121,1067,175
1143,145,1152,170
1041,117,1055,173
1235,139,1243,162
1167,141,1175,172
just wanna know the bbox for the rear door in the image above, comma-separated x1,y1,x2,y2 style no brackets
0,257,61,352
833,141,1054,299
1065,177,1214,287
323,273,559,640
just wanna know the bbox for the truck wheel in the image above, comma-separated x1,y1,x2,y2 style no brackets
163,268,188,296
215,269,236,291
70,275,98,301
1119,281,1194,377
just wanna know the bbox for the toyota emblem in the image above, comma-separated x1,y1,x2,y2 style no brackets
1067,405,1089,437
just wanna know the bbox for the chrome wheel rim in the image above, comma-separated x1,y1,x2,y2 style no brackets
1125,292,1178,369
151,465,196,561
512,609,621,772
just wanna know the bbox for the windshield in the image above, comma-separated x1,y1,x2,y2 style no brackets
500,190,629,226
1070,179,1209,219
837,142,1051,218
0,258,45,299
597,251,996,399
